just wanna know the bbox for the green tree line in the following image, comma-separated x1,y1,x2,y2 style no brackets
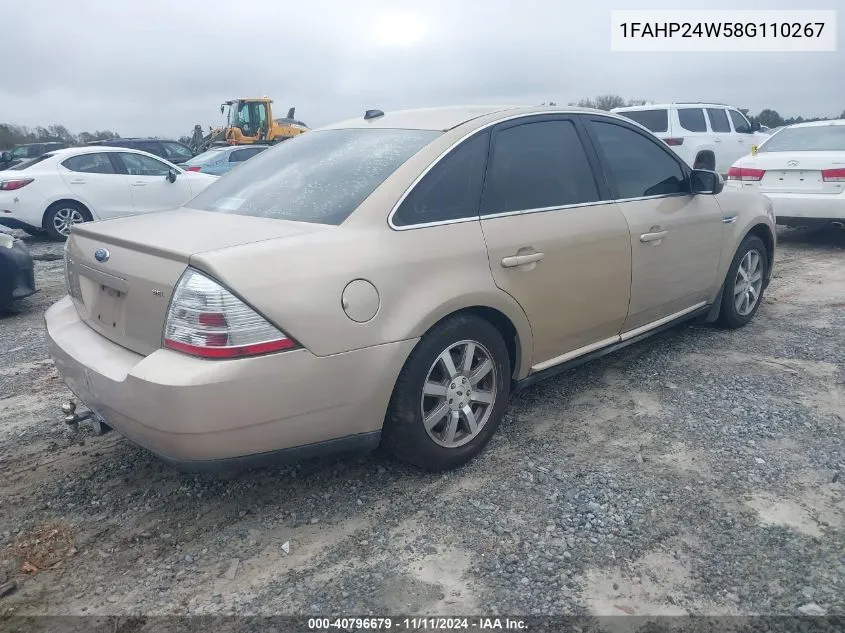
0,123,121,150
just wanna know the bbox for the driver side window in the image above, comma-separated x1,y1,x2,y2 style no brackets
589,120,687,199
119,152,171,176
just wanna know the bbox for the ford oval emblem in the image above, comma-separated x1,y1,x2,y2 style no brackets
94,248,110,263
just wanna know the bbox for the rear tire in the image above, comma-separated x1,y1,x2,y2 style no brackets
717,235,768,329
382,314,511,471
43,201,91,241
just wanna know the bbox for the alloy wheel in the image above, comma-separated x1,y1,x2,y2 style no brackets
53,207,86,236
420,339,498,448
734,249,763,316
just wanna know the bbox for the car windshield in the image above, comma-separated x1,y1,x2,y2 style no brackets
8,154,53,170
184,149,228,166
616,109,669,133
758,125,845,152
187,128,441,225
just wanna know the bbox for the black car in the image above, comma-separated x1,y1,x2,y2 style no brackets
0,142,69,171
0,228,36,311
87,138,195,165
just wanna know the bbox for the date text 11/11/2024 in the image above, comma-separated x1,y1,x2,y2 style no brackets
307,617,528,630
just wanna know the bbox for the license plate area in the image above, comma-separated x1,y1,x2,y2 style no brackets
74,265,129,335
93,285,126,331
763,170,823,191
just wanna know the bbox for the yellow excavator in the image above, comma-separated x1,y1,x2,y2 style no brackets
190,97,309,154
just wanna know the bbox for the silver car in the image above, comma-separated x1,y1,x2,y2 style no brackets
181,145,269,176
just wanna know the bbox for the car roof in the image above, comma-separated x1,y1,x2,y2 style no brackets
47,146,153,156
783,119,845,129
612,103,731,112
318,105,615,132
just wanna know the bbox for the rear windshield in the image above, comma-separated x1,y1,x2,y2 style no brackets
9,154,53,170
187,128,441,225
758,125,845,152
184,149,228,166
616,109,669,133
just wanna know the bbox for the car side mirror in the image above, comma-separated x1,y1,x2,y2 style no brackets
0,152,11,163
691,169,723,195
750,122,761,132
166,168,178,183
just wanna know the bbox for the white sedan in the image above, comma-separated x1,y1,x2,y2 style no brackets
0,146,217,239
726,119,845,227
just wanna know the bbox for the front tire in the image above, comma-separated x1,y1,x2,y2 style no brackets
717,235,768,329
43,201,90,240
382,314,511,471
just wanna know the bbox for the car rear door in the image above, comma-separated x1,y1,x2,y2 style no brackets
477,115,632,369
584,116,724,333
58,152,135,219
728,108,756,161
114,152,193,214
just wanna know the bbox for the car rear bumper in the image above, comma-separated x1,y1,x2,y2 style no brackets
45,296,417,469
763,192,845,222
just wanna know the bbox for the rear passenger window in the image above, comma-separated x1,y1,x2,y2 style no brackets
616,109,669,133
62,153,116,174
707,108,731,133
480,120,598,214
589,121,687,199
393,131,489,226
677,108,707,132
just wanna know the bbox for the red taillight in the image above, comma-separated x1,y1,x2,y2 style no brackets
0,178,34,191
163,268,298,359
727,167,765,181
664,138,684,146
822,168,845,182
184,166,201,172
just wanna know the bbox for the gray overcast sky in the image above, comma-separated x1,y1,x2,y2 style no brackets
3,0,843,138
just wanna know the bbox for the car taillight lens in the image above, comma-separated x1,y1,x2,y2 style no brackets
821,168,845,182
727,167,765,181
163,268,297,358
663,138,684,146
0,178,34,191
184,166,201,172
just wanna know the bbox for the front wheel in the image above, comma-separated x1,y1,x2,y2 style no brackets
381,314,511,471
718,235,768,329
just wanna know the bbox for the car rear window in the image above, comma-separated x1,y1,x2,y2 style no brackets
184,149,228,166
616,109,669,133
758,125,845,152
187,128,441,225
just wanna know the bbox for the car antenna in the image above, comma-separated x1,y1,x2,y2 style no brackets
364,109,385,120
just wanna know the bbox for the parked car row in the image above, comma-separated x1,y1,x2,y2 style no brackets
46,105,777,472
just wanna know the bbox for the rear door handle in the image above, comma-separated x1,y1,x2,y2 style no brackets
131,182,147,187
640,230,668,243
69,180,86,185
501,252,545,268
713,138,722,143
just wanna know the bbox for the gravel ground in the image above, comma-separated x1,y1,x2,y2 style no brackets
0,226,843,620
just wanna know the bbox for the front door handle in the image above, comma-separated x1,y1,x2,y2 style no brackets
501,252,545,268
69,180,86,185
131,182,147,187
640,230,668,243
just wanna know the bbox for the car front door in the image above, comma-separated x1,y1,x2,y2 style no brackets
585,117,724,333
705,107,735,173
58,152,135,219
478,116,632,369
115,152,193,214
728,108,755,161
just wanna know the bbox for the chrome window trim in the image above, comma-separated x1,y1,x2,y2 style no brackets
387,111,691,231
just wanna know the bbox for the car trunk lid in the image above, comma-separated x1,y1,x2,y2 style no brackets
753,152,845,194
65,208,328,356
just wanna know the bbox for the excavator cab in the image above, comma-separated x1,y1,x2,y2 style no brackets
223,99,269,140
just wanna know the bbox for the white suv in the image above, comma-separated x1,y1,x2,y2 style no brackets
611,103,770,175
